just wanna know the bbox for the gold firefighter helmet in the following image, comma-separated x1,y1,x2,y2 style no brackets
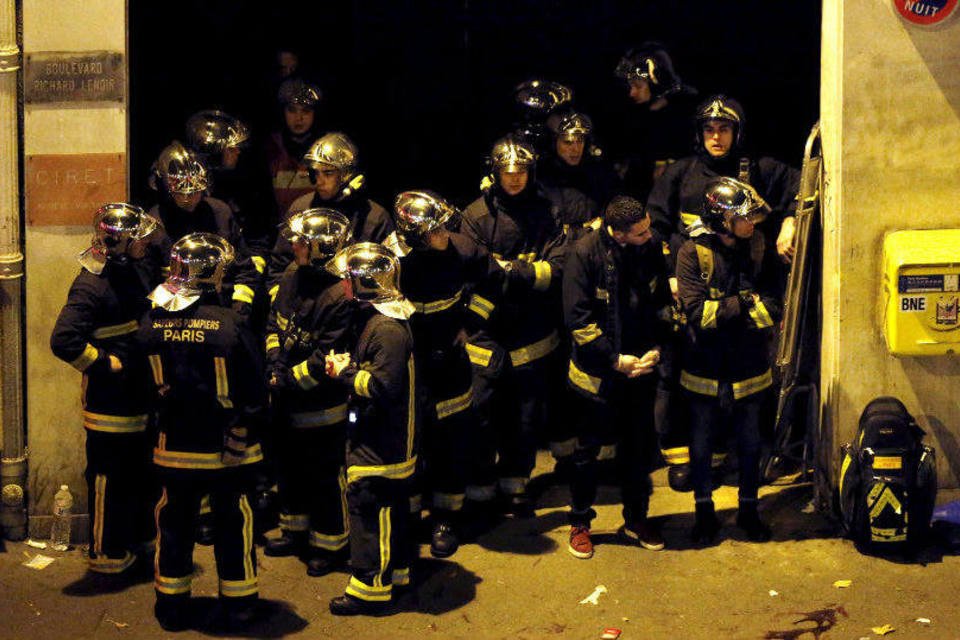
489,136,537,172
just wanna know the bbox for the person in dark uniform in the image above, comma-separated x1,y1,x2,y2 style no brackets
511,78,574,156
140,233,267,631
562,196,673,559
50,203,159,576
146,141,263,317
388,190,500,558
185,109,278,264
459,135,567,517
613,42,699,203
262,209,353,577
675,177,783,545
644,94,800,489
323,242,419,616
265,131,394,302
264,78,324,216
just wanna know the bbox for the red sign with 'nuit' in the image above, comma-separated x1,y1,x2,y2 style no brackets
894,0,959,25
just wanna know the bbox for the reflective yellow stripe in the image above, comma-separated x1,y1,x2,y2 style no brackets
88,551,136,574
510,331,560,367
572,323,602,346
148,354,163,385
269,284,280,303
595,287,610,303
232,284,255,304
292,360,319,390
749,300,774,328
338,467,349,540
868,484,904,521
346,456,417,484
680,370,719,396
346,575,391,602
680,211,702,229
265,334,280,352
91,320,139,339
93,474,106,555
309,530,349,551
467,293,495,320
214,357,233,408
732,369,773,400
392,567,411,586
662,446,691,465
568,360,602,395
532,260,552,291
251,255,266,273
156,574,192,595
239,494,255,585
873,456,903,471
220,578,258,598
82,411,148,433
289,404,348,428
280,513,310,531
153,443,264,469
517,252,536,263
406,356,416,459
376,507,391,588
701,300,719,329
199,493,211,515
465,343,493,367
435,388,473,420
354,369,372,398
275,313,289,331
695,244,714,283
69,343,99,371
839,452,852,500
410,288,463,314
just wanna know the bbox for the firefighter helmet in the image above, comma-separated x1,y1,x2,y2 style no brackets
185,110,250,157
695,94,745,150
79,203,159,273
546,110,593,142
615,43,685,101
489,136,537,172
513,79,573,119
701,176,769,234
154,141,209,195
327,242,404,304
278,77,322,109
304,132,358,177
281,208,351,266
149,233,235,311
393,190,459,241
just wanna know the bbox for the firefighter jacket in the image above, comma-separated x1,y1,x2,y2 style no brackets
645,153,800,272
139,297,266,470
675,233,783,400
539,151,621,221
336,305,419,483
264,129,315,215
50,260,154,429
266,189,395,302
147,196,264,307
459,185,567,366
563,227,673,399
397,232,501,353
265,264,352,418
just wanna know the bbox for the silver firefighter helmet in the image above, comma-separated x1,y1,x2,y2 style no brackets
78,202,159,274
393,190,459,241
489,136,537,172
280,208,352,267
153,141,209,195
303,131,358,176
149,232,235,311
326,242,415,319
185,110,250,157
701,176,770,234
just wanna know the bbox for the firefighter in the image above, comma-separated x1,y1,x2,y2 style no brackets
562,196,673,558
323,242,419,616
539,109,621,228
262,209,353,577
644,95,800,489
675,177,783,545
389,190,499,558
265,131,394,302
141,233,266,631
459,136,566,518
264,78,324,216
185,109,278,261
50,203,159,576
147,141,263,317
613,42,699,202
512,78,574,155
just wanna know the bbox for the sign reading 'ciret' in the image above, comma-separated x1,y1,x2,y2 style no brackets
894,0,959,25
24,51,124,103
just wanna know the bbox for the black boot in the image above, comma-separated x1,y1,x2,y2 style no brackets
306,548,348,577
691,501,721,545
155,597,193,632
502,492,534,518
430,517,460,558
329,594,389,617
263,529,306,557
736,502,772,542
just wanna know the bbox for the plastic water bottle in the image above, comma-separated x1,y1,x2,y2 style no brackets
50,484,73,551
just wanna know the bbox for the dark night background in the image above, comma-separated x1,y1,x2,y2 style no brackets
130,0,821,209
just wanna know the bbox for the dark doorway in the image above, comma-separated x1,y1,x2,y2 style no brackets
129,0,820,209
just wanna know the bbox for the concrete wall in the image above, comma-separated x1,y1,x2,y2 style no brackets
23,0,126,534
821,0,960,487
